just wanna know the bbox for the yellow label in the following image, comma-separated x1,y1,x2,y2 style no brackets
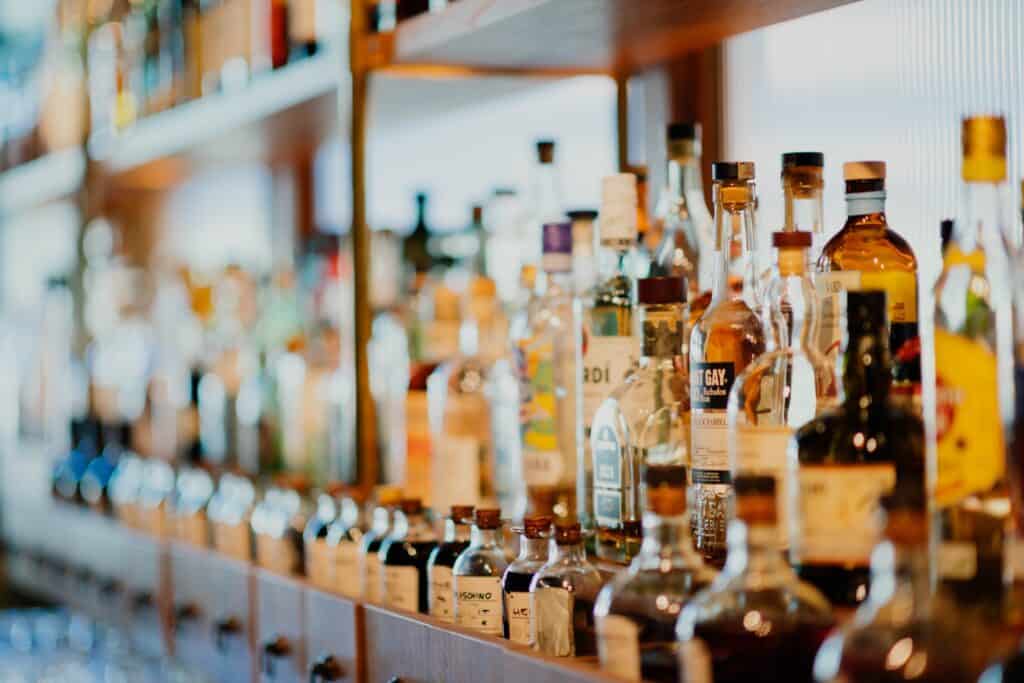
934,330,1004,507
860,271,918,323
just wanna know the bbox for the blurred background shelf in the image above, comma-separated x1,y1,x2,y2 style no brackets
0,149,86,217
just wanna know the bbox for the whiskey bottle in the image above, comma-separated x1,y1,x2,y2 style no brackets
519,221,579,520
530,522,603,657
324,487,368,599
502,514,552,645
595,464,713,682
582,173,639,548
817,161,919,384
591,276,689,563
380,498,438,614
793,291,924,607
926,116,1013,609
358,485,402,603
426,504,474,623
452,509,507,636
727,230,835,549
677,474,833,683
690,161,766,567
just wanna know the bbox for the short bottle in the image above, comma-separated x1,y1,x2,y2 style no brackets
452,508,507,636
380,498,438,614
324,487,368,599
595,464,713,682
358,485,403,603
304,483,344,591
502,514,552,645
530,521,604,657
677,474,834,683
427,504,475,623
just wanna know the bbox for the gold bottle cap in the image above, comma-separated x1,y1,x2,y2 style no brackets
843,161,887,181
962,115,1006,182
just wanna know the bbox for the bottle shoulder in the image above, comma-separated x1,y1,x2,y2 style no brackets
452,544,507,577
819,220,918,272
682,576,833,628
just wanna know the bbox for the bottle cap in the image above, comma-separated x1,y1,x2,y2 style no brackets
771,230,812,248
782,152,824,168
471,205,483,223
541,221,573,273
667,122,700,141
712,161,755,181
566,209,598,222
733,474,777,524
400,498,423,514
962,115,1007,182
644,464,687,488
374,485,403,506
522,514,553,539
845,290,887,331
552,522,582,545
536,139,556,164
843,161,886,181
599,173,637,243
940,219,954,252
450,505,474,523
474,508,502,529
644,465,687,516
880,490,927,545
637,276,686,305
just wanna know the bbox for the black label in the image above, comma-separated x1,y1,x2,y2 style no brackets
691,468,732,485
593,424,621,488
594,489,622,527
691,362,735,410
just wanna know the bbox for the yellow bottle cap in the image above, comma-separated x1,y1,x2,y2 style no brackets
962,115,1006,182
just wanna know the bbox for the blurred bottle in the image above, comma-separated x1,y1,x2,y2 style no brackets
87,0,139,147
39,1,88,154
632,165,652,279
569,209,598,296
524,140,565,270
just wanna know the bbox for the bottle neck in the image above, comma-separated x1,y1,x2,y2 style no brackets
372,506,392,535
841,326,891,412
516,536,549,563
867,540,933,618
954,179,1006,256
444,519,471,544
767,255,817,352
846,189,886,219
722,519,790,579
552,541,587,564
785,187,824,257
637,510,701,566
542,269,573,295
639,303,686,358
470,525,500,549
667,155,704,201
533,162,563,220
711,185,757,305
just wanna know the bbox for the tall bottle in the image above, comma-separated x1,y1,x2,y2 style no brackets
591,276,689,563
380,498,438,614
524,140,565,270
358,485,402,603
689,161,765,567
926,116,1013,609
453,508,507,636
579,173,638,541
519,221,579,520
426,504,474,623
502,514,552,645
595,464,713,682
793,291,925,607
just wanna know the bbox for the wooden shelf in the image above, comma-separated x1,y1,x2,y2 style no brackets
0,148,86,216
365,0,860,74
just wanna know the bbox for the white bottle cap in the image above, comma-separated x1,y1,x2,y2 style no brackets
599,173,637,243
843,161,886,181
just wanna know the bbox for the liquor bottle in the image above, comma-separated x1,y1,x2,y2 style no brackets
427,505,474,622
595,464,713,682
524,140,565,270
502,514,552,645
324,487,367,599
358,485,402,603
818,162,919,386
591,275,688,563
530,521,603,657
380,498,438,614
927,116,1013,609
677,474,834,683
303,483,342,590
793,291,924,606
580,173,638,542
453,509,507,636
727,230,835,549
689,161,766,567
403,192,434,280
519,221,579,520
651,122,715,303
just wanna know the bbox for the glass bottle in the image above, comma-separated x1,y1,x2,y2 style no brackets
380,498,438,614
453,509,507,636
793,291,925,607
925,116,1013,611
358,485,403,603
727,230,835,550
595,464,713,682
403,192,434,280
818,161,919,388
304,483,343,591
591,276,689,563
677,474,834,683
524,140,565,270
580,173,639,542
427,504,475,623
652,122,715,304
502,514,552,645
531,521,603,657
324,487,368,599
519,221,579,520
569,209,599,297
690,161,766,567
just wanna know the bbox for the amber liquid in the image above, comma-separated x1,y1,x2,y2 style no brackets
692,619,832,683
381,540,438,614
595,520,642,566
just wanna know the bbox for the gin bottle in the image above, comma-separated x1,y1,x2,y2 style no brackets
426,504,474,623
502,514,552,645
452,508,507,636
591,276,689,563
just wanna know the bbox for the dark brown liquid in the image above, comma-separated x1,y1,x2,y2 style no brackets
692,619,833,683
837,638,972,683
501,570,535,639
795,563,871,608
380,540,438,614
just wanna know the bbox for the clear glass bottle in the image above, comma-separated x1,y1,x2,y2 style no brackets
427,504,475,623
530,521,603,657
689,162,766,568
502,514,552,645
652,122,715,303
453,508,508,636
358,485,403,603
380,498,438,614
591,276,689,563
595,464,713,682
793,291,925,607
677,474,834,683
519,221,579,520
580,173,639,543
524,140,565,270
325,487,368,599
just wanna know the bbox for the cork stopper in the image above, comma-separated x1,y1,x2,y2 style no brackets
522,514,553,539
645,465,687,516
638,276,686,305
400,498,423,515
771,230,812,248
450,505,474,523
782,152,824,169
374,485,403,507
553,522,583,546
880,489,928,545
474,508,502,530
537,139,556,164
962,116,1007,182
844,161,886,181
733,474,777,525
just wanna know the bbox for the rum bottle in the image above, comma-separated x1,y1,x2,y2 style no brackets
502,514,552,645
380,498,438,614
452,509,507,636
426,504,474,623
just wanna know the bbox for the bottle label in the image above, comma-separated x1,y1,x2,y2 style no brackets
430,565,454,622
691,362,734,485
385,565,420,613
454,576,503,635
691,362,734,410
582,335,635,425
305,538,334,589
506,590,532,644
679,639,713,683
937,541,978,580
934,330,1004,507
363,551,382,603
735,423,792,546
597,614,641,680
533,586,573,656
521,340,564,486
592,423,622,528
335,541,361,598
795,464,895,565
213,522,251,562
817,270,918,358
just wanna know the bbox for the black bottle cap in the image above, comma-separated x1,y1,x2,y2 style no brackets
846,290,887,331
536,140,556,163
637,276,686,305
940,219,954,251
667,121,700,141
782,152,825,168
712,161,755,181
733,474,776,496
644,464,687,488
567,209,598,221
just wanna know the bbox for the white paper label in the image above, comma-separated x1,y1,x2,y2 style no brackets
256,535,298,575
305,538,334,589
434,433,480,514
938,541,978,580
385,565,420,613
522,448,564,487
454,575,503,635
430,565,455,622
817,271,862,357
597,614,641,680
796,464,895,564
679,639,713,683
582,336,635,424
691,412,729,484
506,590,532,645
735,423,792,546
363,551,382,603
214,522,251,562
335,541,361,598
533,586,572,656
